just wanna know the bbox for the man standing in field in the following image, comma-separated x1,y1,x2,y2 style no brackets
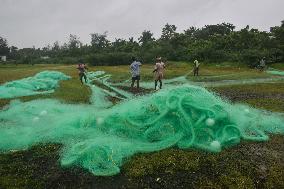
259,57,266,71
193,59,200,76
77,60,88,84
130,57,142,89
153,57,166,90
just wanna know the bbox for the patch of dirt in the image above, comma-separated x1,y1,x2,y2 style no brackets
117,86,155,96
127,136,284,189
0,144,129,189
0,136,283,189
212,89,284,102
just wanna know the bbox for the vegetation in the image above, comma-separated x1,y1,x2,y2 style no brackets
0,64,91,108
1,21,284,66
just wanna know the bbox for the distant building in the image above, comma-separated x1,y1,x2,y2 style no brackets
0,56,7,62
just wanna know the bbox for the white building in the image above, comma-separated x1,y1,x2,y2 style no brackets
0,56,7,62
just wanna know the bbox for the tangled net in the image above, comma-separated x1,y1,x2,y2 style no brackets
267,69,284,76
0,71,70,99
1,70,284,175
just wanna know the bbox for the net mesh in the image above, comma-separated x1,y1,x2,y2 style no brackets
266,68,284,76
0,71,283,176
0,71,70,99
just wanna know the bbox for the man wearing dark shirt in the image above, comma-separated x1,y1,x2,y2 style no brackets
77,61,88,84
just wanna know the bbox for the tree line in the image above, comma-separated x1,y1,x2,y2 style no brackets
1,21,284,67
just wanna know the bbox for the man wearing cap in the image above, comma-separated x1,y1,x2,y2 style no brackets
153,57,166,90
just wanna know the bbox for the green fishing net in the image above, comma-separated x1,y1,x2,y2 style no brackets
0,71,284,176
0,71,70,99
266,68,284,76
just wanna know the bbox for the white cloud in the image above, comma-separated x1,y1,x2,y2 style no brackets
0,0,283,48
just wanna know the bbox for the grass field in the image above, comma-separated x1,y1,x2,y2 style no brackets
0,62,284,188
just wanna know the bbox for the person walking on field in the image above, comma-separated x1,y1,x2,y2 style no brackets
130,57,142,89
259,57,266,71
153,57,166,90
77,61,88,84
193,59,200,76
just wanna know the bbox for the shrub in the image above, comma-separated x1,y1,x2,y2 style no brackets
88,52,134,66
240,49,268,68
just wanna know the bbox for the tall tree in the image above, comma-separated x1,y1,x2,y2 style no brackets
138,30,155,46
0,36,9,55
161,24,177,40
90,32,109,50
52,41,60,51
8,46,18,59
184,27,197,38
271,21,284,44
68,34,82,49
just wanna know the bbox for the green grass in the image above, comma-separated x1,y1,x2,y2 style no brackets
2,61,276,107
0,64,92,108
96,61,280,82
95,61,191,82
0,62,284,188
245,98,284,112
270,62,284,70
122,135,284,188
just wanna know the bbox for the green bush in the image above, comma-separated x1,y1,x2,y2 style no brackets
240,49,267,68
268,48,284,63
55,57,80,64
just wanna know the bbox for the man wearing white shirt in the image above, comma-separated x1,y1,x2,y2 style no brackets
193,59,200,76
130,57,142,89
259,57,266,71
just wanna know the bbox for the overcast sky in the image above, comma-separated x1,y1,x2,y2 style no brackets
0,0,283,48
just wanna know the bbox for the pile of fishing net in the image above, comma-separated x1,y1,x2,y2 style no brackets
0,83,283,176
0,71,70,99
266,68,284,76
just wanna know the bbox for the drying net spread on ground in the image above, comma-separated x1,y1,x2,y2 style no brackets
0,70,284,176
266,68,284,76
0,71,70,99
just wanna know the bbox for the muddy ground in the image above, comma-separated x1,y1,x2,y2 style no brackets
1,136,283,189
213,89,284,102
